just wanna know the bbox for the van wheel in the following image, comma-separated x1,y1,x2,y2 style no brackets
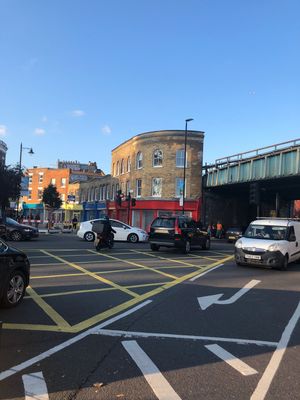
202,238,210,250
183,240,191,254
150,244,159,251
280,255,288,271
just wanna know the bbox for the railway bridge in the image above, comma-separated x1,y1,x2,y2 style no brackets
202,138,300,227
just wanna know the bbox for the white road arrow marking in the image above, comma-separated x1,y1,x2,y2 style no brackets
205,344,258,376
22,371,49,400
198,279,261,310
122,340,182,400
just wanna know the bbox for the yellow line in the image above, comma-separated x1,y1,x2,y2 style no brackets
130,249,202,268
25,282,166,299
71,255,233,332
26,286,71,329
88,250,177,279
41,250,139,298
187,254,222,261
2,323,70,332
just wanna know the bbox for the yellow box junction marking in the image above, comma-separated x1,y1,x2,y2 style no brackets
88,250,178,279
3,251,233,333
130,249,209,267
41,250,139,299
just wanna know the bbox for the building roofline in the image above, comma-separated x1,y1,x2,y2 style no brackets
111,129,205,152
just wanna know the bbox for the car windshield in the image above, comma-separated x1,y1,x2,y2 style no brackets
244,224,287,240
6,217,19,226
151,218,175,228
227,227,242,232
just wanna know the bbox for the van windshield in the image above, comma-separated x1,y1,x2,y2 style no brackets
244,225,287,240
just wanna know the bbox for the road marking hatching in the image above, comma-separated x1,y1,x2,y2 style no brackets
26,286,71,329
40,250,139,298
88,249,178,279
205,344,258,376
22,371,49,400
122,340,182,400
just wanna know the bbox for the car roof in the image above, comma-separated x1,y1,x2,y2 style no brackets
251,219,291,227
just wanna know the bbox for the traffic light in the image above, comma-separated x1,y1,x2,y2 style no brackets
131,198,136,207
249,183,260,205
116,189,122,206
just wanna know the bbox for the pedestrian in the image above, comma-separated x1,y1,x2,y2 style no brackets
35,214,40,229
72,216,78,231
29,213,33,226
216,221,223,239
101,216,116,249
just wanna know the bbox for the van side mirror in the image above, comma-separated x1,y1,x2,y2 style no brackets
289,234,296,242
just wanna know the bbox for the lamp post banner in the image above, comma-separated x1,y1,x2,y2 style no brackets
20,176,29,196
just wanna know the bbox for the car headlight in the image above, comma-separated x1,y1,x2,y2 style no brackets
268,243,280,252
235,240,243,248
24,228,32,232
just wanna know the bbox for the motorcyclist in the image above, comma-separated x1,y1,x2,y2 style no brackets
97,216,116,250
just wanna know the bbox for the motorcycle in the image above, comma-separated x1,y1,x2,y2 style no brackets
95,232,114,251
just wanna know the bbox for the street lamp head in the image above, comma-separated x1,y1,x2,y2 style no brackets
185,118,194,123
28,148,34,155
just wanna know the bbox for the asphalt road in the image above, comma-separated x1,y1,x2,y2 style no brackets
0,234,299,400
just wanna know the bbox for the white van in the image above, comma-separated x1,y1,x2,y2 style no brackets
235,218,300,270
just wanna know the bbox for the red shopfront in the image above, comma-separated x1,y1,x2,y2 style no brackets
107,198,201,232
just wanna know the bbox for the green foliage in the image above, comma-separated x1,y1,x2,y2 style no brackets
0,165,22,211
42,184,62,209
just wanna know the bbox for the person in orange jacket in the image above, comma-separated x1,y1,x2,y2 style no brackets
216,222,223,239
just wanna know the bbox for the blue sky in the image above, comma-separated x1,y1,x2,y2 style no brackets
1,0,300,173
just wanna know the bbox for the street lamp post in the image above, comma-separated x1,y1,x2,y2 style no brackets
182,118,193,215
16,143,34,217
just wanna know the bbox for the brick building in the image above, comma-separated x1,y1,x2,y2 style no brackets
110,129,204,230
0,139,7,166
21,161,104,222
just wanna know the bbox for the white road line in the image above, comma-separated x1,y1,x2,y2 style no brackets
22,371,49,400
205,344,258,376
251,301,300,400
122,340,182,400
189,264,224,281
94,328,278,347
0,300,152,381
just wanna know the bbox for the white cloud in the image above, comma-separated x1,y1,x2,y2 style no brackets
34,128,46,136
101,125,112,136
71,110,85,117
0,125,7,137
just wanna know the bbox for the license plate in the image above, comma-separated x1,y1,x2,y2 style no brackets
156,229,168,234
228,236,235,240
245,254,261,260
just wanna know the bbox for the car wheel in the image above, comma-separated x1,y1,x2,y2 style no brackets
1,270,26,308
280,255,288,271
10,230,22,241
202,238,211,250
84,231,95,242
182,240,191,254
150,244,159,251
128,233,139,243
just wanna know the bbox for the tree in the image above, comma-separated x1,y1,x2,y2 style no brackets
42,184,62,228
0,165,22,219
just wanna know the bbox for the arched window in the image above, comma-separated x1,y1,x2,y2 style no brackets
153,149,163,167
136,152,143,169
112,163,115,176
127,156,131,172
121,159,125,174
116,161,120,176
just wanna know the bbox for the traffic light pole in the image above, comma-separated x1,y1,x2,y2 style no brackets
127,192,131,225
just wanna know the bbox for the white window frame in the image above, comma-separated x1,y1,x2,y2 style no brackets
152,178,162,197
153,149,163,167
136,179,142,198
176,149,187,168
136,152,143,169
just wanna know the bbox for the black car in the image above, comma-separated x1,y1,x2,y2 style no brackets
225,227,243,242
149,216,210,254
0,239,30,307
1,217,39,241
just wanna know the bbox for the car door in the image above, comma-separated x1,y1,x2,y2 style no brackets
287,226,299,262
110,220,128,241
